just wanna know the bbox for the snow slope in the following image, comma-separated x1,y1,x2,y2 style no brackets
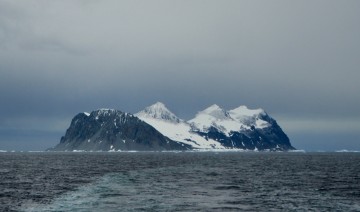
229,105,269,129
189,104,270,136
135,103,224,149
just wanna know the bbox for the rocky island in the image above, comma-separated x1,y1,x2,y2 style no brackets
49,102,295,151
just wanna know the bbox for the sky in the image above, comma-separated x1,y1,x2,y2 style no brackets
0,0,359,151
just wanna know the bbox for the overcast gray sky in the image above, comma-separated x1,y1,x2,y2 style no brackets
0,0,359,151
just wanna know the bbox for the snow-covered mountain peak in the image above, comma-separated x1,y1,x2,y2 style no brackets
135,102,223,149
188,104,272,135
135,102,181,123
199,104,230,120
203,104,222,112
150,101,167,109
188,104,236,135
228,105,269,129
229,105,265,118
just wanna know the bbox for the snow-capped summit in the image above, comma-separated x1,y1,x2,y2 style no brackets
200,104,231,120
189,104,240,135
135,102,181,123
229,106,269,129
135,102,224,149
186,104,293,151
189,104,272,135
229,105,265,119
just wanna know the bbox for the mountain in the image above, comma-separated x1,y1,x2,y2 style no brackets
136,102,294,151
135,103,224,149
49,109,191,151
189,104,239,136
50,102,295,151
189,105,295,151
189,104,267,135
135,102,182,123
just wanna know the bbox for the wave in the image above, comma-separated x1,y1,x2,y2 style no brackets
336,149,360,153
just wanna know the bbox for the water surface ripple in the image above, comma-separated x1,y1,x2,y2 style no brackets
0,152,359,211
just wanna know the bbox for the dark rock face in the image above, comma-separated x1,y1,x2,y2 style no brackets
194,114,295,151
49,109,191,151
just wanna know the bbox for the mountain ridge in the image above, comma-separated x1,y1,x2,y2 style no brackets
49,102,295,151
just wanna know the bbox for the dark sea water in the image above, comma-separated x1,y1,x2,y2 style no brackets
1,152,360,211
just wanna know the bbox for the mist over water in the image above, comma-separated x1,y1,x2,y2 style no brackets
1,152,359,211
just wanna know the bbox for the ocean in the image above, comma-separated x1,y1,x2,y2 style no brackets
1,152,359,211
